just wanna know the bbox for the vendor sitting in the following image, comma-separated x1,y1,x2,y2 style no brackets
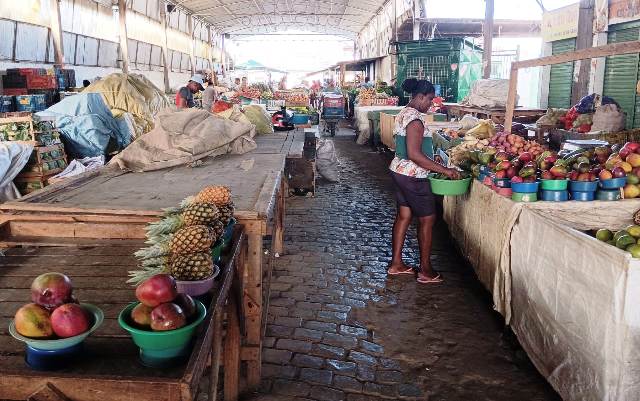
176,75,205,109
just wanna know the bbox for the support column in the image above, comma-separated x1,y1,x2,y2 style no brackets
207,25,214,71
572,0,595,104
221,34,226,78
482,0,494,79
538,41,552,109
412,0,420,40
160,3,171,94
117,0,130,74
589,34,608,95
188,15,196,75
49,0,64,67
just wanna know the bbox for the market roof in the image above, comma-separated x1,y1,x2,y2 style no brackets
234,59,287,73
306,56,384,76
172,0,383,38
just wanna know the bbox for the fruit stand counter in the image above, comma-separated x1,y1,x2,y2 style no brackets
444,103,546,124
443,180,640,321
509,208,640,401
0,227,246,401
0,149,288,390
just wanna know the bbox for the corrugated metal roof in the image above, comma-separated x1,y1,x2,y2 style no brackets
171,0,386,38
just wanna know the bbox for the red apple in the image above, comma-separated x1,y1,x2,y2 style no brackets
495,170,507,179
51,304,90,338
150,303,186,331
174,294,197,319
577,172,591,181
31,273,73,311
550,165,567,178
620,147,632,159
506,166,517,178
14,303,53,338
510,176,524,183
518,152,533,163
136,274,178,308
612,166,626,178
524,176,537,183
569,171,579,181
625,142,640,153
541,170,553,180
599,169,613,180
131,303,154,328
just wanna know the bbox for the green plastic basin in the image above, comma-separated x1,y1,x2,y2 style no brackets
118,300,206,366
539,179,568,191
428,177,471,196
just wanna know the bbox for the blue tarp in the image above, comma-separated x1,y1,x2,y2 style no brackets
38,93,132,159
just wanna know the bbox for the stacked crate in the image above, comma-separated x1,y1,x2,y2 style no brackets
15,143,68,194
1,68,66,110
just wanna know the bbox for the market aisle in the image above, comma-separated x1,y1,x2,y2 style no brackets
243,136,560,401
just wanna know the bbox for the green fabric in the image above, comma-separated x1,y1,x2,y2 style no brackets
395,135,434,160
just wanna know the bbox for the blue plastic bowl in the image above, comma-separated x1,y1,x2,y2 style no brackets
571,191,595,201
25,342,83,371
540,190,569,202
510,181,539,193
596,189,622,201
599,177,627,189
494,178,511,188
569,180,599,192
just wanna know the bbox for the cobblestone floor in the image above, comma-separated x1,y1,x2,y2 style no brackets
243,136,560,401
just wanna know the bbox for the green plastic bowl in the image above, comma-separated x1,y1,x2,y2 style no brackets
428,177,471,196
539,179,568,191
118,300,206,367
9,303,104,351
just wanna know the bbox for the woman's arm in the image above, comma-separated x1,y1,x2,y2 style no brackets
406,120,460,179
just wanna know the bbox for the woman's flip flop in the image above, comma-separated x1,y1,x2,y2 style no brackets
416,273,443,284
387,267,415,275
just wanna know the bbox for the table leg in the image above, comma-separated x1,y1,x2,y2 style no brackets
273,179,286,256
208,309,224,401
223,296,240,401
245,232,263,388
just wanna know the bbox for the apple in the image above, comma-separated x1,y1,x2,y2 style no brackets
495,170,507,179
619,148,631,160
31,273,73,311
599,169,613,180
541,170,553,180
550,165,567,178
506,166,517,179
524,176,537,183
51,303,90,338
577,172,591,181
510,176,524,183
518,152,533,163
494,151,510,162
616,161,633,174
625,142,640,153
136,274,178,308
174,294,197,319
569,171,579,181
626,153,640,168
612,166,626,178
150,303,186,331
131,303,154,328
589,172,597,181
14,303,53,338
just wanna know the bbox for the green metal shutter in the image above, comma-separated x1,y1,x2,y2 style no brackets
548,39,576,109
603,24,640,129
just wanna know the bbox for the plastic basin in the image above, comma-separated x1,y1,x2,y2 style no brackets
569,180,598,192
495,187,512,197
176,266,220,297
493,178,511,188
512,192,537,202
540,179,568,191
510,182,539,193
25,342,83,371
9,303,104,351
599,177,627,189
211,240,223,264
571,191,595,201
428,177,471,196
118,300,206,367
596,189,622,201
540,190,569,201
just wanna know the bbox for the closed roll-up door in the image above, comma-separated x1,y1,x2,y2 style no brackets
603,24,640,129
548,39,576,109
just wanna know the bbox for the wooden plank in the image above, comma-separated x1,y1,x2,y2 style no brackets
223,295,241,401
254,171,281,220
513,41,640,69
49,0,64,67
571,0,595,104
244,233,263,388
273,179,285,255
3,220,146,239
504,67,519,134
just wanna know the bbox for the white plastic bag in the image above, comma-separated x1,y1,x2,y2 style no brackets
316,139,339,182
592,104,626,133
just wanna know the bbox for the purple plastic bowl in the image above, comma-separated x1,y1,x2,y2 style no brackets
175,265,220,296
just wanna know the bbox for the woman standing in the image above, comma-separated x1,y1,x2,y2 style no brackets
388,78,460,284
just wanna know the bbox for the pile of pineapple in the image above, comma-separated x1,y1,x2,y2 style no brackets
128,186,234,285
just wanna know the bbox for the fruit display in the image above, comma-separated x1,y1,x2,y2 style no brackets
14,273,93,339
488,132,546,158
128,186,234,285
594,225,640,258
465,120,496,139
447,135,490,166
274,90,310,106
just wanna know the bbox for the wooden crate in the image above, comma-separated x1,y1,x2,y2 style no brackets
380,112,396,150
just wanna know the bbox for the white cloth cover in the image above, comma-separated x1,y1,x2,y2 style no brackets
0,142,34,201
462,79,518,109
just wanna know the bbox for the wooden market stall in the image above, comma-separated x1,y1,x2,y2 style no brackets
0,133,299,398
444,103,546,124
0,227,246,401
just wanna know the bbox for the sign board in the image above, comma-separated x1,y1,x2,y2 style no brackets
542,3,580,42
609,0,640,25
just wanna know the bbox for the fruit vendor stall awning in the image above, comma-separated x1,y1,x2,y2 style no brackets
233,60,286,73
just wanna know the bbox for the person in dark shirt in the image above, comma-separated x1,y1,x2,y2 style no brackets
176,75,204,109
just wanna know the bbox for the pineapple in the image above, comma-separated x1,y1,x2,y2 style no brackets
170,252,214,281
127,256,170,285
196,186,231,206
170,225,214,254
218,202,234,226
147,202,219,237
634,209,640,225
161,196,196,217
211,219,225,240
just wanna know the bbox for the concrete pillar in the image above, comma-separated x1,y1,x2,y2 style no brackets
117,0,129,73
538,42,552,109
482,0,494,79
188,15,196,75
160,3,171,93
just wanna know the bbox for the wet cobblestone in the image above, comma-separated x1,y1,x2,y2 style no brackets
243,137,559,401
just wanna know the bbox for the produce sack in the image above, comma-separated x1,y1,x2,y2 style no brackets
536,108,567,126
84,73,170,138
459,114,479,131
215,105,252,127
316,139,339,182
243,105,274,135
462,79,517,109
592,103,626,132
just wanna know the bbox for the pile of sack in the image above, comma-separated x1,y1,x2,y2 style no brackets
536,93,626,133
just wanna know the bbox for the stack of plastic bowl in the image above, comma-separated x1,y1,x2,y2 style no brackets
511,181,539,202
478,166,490,182
569,180,599,201
539,179,569,201
597,177,627,201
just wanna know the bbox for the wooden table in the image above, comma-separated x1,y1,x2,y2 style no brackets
0,226,246,401
0,141,289,392
444,103,545,124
